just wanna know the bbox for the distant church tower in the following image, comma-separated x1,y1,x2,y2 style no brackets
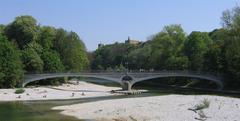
128,36,130,41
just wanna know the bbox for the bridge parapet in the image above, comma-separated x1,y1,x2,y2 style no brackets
22,70,224,90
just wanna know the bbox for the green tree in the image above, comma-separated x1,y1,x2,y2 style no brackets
149,24,187,70
92,42,137,70
0,35,24,88
204,29,228,73
21,42,44,73
41,49,65,72
184,31,212,71
203,43,222,72
128,44,152,69
54,29,89,71
4,15,38,49
0,24,5,34
221,6,240,87
39,26,56,49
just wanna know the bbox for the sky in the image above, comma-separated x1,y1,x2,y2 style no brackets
0,0,238,51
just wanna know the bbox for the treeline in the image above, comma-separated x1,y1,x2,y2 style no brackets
91,6,240,89
0,16,89,88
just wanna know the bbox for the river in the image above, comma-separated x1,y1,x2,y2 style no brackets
0,92,156,121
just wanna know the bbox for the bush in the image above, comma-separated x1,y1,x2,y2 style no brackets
15,88,25,94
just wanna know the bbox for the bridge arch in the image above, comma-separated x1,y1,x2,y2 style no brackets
22,73,122,87
131,75,223,90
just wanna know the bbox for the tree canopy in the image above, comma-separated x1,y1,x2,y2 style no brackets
0,15,89,88
0,35,24,88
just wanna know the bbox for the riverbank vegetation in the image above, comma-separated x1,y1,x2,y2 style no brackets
0,16,89,88
91,6,240,90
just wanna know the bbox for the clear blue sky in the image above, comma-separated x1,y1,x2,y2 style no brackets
0,0,238,51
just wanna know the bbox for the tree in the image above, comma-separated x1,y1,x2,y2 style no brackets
21,42,44,73
221,6,240,87
0,35,24,88
128,45,152,69
4,15,38,49
204,29,228,73
149,24,187,70
184,31,212,71
91,42,138,70
39,26,56,49
41,49,65,72
0,24,5,34
54,30,89,71
203,43,222,72
0,15,91,87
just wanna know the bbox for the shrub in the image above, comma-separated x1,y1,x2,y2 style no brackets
15,88,25,94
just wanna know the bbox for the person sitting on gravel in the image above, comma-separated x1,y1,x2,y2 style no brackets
81,92,85,96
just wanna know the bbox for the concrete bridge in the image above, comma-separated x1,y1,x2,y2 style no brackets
22,71,224,90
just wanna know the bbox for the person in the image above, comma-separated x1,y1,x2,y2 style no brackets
81,92,85,96
72,92,75,97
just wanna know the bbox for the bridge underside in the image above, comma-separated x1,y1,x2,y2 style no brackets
131,75,223,90
22,74,122,87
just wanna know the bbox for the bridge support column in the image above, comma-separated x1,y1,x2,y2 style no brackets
122,81,131,91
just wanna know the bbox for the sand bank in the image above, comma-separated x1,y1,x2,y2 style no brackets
0,81,120,101
53,94,240,121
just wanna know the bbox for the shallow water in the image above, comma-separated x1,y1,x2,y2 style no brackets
0,93,154,121
0,101,81,121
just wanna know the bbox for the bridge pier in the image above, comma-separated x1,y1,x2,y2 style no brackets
122,81,131,91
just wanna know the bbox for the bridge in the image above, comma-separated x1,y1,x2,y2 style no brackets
22,71,224,90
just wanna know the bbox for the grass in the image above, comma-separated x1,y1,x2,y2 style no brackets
15,88,25,94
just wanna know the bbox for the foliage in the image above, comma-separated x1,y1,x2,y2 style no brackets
21,42,44,73
41,49,65,72
39,26,56,50
15,88,25,94
0,35,24,88
4,15,38,49
57,31,89,71
128,44,152,69
149,25,187,70
0,24,5,34
0,15,89,88
183,31,212,71
221,6,240,87
91,42,137,70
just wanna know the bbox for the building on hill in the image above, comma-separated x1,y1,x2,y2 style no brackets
125,36,141,45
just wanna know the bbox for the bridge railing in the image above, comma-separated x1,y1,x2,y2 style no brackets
25,70,126,74
129,70,222,76
24,70,223,78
